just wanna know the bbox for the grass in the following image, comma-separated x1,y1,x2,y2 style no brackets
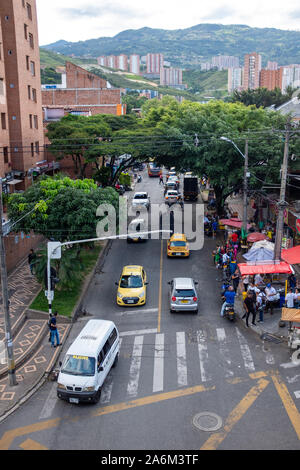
30,243,103,318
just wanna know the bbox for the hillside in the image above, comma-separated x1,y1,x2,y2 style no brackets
40,48,97,68
41,23,300,68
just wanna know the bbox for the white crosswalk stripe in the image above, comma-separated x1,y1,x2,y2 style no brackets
127,335,144,397
153,333,164,393
176,331,187,387
216,327,234,378
197,329,212,382
235,327,255,371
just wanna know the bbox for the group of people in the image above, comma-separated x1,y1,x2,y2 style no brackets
214,231,241,283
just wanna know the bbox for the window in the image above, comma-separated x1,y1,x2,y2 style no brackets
30,60,35,76
35,141,39,154
26,3,32,20
31,143,34,157
29,33,34,49
33,115,38,129
26,55,29,70
29,114,32,128
24,24,28,40
0,78,4,96
27,85,31,99
108,328,118,347
32,88,36,102
1,113,6,130
3,147,8,164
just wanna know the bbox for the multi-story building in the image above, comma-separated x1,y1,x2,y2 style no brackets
160,67,183,87
280,65,300,93
0,17,11,180
97,55,128,71
146,53,164,74
242,53,262,90
228,67,243,93
129,54,140,75
0,0,44,191
259,69,281,91
212,55,239,70
267,61,278,70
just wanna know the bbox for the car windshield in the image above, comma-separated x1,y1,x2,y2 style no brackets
61,355,95,376
120,275,143,288
134,194,147,199
170,241,186,247
174,289,195,297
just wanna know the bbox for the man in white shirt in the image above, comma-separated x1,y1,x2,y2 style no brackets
265,283,277,315
254,273,264,286
285,289,298,308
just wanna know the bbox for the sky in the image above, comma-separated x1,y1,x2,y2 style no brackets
36,0,300,46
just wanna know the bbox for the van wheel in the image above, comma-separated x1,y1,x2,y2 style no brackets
92,388,101,404
112,353,119,368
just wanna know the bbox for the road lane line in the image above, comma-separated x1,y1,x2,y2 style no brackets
201,378,270,450
176,332,187,387
157,239,164,333
39,382,58,420
127,335,144,398
216,328,234,378
120,329,157,337
116,308,158,316
271,373,300,440
197,329,211,382
235,327,255,372
153,333,164,393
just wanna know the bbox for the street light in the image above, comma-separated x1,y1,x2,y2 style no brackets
220,136,249,238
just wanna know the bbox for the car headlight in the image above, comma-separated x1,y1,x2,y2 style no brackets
57,383,67,390
82,386,95,392
117,292,123,299
138,291,145,298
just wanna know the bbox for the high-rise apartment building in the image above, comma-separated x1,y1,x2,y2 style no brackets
259,69,281,91
97,55,128,71
228,67,243,93
146,53,164,74
0,0,44,190
267,61,278,70
242,53,262,90
280,65,300,93
129,54,140,75
212,55,239,70
160,67,183,86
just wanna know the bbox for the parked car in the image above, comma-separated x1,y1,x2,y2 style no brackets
116,265,148,307
168,277,198,313
131,191,150,210
167,233,189,257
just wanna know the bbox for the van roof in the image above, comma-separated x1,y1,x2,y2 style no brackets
67,319,115,357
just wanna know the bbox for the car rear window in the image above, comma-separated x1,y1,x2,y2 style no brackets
174,289,195,297
134,194,147,199
170,241,186,247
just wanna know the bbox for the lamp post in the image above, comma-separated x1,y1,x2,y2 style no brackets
220,137,249,237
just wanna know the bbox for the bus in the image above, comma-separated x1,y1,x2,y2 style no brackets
147,162,162,177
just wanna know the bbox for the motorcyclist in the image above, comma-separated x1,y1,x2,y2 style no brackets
220,286,236,317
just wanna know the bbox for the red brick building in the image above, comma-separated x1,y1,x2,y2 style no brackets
0,0,44,191
259,69,281,91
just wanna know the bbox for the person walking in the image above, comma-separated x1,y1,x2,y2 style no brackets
49,311,60,348
285,288,298,309
242,275,250,293
242,291,257,327
28,248,37,275
231,269,240,293
159,174,164,185
265,283,277,315
256,290,266,323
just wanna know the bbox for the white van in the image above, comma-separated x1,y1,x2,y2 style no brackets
57,319,119,404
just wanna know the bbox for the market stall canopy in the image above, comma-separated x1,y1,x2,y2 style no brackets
247,232,268,243
243,246,274,262
281,307,300,322
218,218,251,230
238,262,293,276
281,245,300,265
252,240,275,251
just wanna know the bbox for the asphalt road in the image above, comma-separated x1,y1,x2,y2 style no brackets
1,170,300,451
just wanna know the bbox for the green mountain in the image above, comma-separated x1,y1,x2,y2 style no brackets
41,23,300,68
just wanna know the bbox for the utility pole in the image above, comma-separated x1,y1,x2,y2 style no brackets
0,179,17,386
274,120,291,261
242,139,249,238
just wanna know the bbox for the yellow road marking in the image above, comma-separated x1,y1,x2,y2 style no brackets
19,438,48,450
93,384,215,418
271,373,300,440
0,417,60,450
200,378,270,450
157,239,164,333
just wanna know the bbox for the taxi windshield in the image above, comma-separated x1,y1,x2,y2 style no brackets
61,355,95,376
120,275,143,288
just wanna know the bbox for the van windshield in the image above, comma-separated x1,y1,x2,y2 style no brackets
61,355,95,376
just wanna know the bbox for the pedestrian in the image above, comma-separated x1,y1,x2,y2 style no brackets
247,281,260,302
220,286,236,317
242,291,257,327
242,274,250,293
47,312,53,342
212,219,218,238
159,174,164,185
49,311,60,348
254,273,264,287
288,273,297,292
231,269,240,293
265,283,277,315
294,289,300,309
285,288,298,309
256,290,266,323
28,248,37,275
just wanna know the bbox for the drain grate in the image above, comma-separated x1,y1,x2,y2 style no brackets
261,333,283,344
193,412,222,432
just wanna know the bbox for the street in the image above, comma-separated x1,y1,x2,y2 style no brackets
0,170,300,451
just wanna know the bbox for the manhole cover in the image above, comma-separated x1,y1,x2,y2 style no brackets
193,412,223,432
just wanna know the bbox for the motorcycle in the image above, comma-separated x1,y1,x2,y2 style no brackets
137,175,142,183
204,222,212,236
223,303,236,322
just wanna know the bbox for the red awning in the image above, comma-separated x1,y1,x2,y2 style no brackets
281,245,300,265
219,218,251,229
238,262,292,276
247,232,268,243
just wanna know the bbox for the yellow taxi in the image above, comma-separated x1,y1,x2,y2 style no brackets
116,265,148,306
167,233,190,258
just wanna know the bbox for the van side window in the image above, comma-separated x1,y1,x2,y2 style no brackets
97,350,104,371
108,328,117,347
103,339,110,356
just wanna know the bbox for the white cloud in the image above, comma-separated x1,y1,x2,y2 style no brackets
36,0,300,46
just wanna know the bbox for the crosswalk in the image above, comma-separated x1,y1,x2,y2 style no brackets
97,326,274,405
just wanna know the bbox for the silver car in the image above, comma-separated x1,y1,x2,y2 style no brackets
168,277,198,313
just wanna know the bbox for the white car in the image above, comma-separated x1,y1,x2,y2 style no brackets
131,192,150,210
165,190,180,206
